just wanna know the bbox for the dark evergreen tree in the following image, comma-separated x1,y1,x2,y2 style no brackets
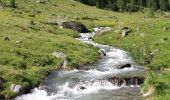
75,0,170,11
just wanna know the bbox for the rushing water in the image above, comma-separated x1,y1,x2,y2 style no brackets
16,27,145,100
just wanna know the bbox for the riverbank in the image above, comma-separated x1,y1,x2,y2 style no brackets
15,26,145,100
0,0,170,99
93,13,170,99
0,0,104,98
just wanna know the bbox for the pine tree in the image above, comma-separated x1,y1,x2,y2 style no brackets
117,0,127,11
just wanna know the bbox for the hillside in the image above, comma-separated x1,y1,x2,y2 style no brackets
0,0,170,99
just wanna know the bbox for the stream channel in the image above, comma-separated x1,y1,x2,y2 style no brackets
16,27,145,100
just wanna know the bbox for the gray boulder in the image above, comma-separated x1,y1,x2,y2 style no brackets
52,52,66,59
94,27,112,36
10,84,23,93
122,29,130,37
58,59,68,69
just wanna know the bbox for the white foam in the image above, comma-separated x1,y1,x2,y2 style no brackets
15,88,55,100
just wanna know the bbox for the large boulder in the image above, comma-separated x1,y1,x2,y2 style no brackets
62,21,89,33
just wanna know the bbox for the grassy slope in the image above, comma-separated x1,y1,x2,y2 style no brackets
0,0,169,99
0,0,117,98
93,12,170,99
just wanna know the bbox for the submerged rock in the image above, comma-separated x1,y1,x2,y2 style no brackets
62,21,89,33
79,86,87,90
120,63,131,69
116,63,131,69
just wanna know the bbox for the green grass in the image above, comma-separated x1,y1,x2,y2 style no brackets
0,0,111,98
93,12,170,99
0,0,170,99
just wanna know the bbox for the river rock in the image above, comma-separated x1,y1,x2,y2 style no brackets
58,59,68,69
10,84,23,93
62,21,89,33
99,49,106,56
79,86,87,90
108,76,144,86
52,52,66,59
117,63,131,69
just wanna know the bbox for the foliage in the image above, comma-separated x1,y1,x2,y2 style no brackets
76,0,170,12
